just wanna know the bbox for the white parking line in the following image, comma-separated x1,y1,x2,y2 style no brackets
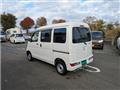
82,65,101,73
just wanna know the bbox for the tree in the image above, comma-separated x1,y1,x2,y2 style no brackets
83,16,97,24
1,13,17,31
114,21,120,28
36,17,47,27
52,19,58,24
52,19,66,24
83,16,97,30
20,17,34,34
96,19,105,31
106,23,114,30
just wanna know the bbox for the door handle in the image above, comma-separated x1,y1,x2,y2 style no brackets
40,44,42,47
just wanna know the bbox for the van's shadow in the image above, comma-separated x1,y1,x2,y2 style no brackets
31,58,86,78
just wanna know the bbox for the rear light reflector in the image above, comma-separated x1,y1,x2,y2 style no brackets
88,56,93,60
70,62,80,67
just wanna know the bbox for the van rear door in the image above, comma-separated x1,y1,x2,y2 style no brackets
70,27,92,64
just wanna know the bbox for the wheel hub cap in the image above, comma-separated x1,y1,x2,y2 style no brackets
57,64,64,73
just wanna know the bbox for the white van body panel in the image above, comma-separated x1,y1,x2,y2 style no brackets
39,42,53,64
27,32,41,59
26,22,93,71
52,26,70,68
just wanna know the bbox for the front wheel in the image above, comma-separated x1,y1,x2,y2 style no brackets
100,46,104,50
9,40,12,43
14,40,16,44
27,52,33,61
55,61,67,75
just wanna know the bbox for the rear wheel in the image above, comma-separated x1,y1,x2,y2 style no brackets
14,40,16,44
27,52,33,61
55,61,67,75
9,39,12,43
101,46,104,50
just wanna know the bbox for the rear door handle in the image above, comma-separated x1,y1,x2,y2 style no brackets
40,44,42,47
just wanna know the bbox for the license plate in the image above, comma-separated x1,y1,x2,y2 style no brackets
81,60,87,65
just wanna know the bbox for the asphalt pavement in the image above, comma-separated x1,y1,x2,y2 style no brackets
1,42,120,90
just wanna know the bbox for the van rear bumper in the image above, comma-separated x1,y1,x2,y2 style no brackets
67,56,93,71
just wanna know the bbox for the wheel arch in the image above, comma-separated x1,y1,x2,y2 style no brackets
26,50,31,55
54,58,66,66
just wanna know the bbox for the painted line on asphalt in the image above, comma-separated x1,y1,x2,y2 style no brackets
82,65,101,73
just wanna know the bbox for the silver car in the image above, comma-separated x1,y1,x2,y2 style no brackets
0,31,6,42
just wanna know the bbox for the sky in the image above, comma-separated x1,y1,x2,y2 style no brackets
0,0,120,26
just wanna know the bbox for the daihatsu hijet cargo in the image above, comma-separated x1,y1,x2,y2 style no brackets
26,22,93,75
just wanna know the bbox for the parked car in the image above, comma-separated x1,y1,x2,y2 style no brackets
10,34,25,44
92,31,104,49
6,27,22,40
26,22,93,75
0,31,6,42
23,34,31,41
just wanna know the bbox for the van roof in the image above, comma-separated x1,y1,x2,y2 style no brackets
36,22,89,31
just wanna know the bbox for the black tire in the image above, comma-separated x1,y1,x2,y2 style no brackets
14,40,16,44
9,40,12,43
116,43,118,49
55,61,67,75
27,52,33,61
101,46,104,50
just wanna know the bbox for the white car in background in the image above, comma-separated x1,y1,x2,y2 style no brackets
23,34,31,41
10,34,25,44
6,27,22,40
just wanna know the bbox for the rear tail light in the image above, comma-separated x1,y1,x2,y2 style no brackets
88,56,93,60
70,62,80,67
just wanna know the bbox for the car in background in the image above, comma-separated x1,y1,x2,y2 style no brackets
23,34,31,41
0,31,6,42
92,31,104,49
6,27,22,40
10,34,25,44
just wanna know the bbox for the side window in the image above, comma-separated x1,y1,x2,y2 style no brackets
54,28,66,43
31,31,39,42
41,29,52,42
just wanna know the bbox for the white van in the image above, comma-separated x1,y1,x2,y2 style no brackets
26,22,93,75
6,27,22,40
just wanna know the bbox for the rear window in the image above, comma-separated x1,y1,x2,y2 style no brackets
92,32,103,40
73,27,91,43
54,28,66,43
16,34,23,37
